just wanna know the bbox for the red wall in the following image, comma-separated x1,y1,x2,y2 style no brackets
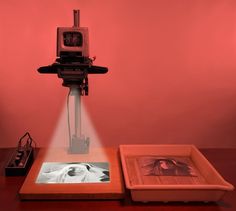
1,0,236,148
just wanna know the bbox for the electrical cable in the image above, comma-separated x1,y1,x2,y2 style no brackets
18,132,35,150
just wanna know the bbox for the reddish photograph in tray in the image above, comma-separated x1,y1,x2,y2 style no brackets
138,157,197,177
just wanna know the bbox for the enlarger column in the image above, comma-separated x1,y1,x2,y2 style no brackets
67,86,89,154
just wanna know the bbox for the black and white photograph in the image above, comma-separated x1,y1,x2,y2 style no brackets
36,162,110,183
138,157,197,177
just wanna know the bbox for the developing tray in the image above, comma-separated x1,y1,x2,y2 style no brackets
119,145,234,202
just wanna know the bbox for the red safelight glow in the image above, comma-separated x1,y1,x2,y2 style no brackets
1,0,236,148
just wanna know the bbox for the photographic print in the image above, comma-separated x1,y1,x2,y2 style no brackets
36,162,110,184
138,157,197,176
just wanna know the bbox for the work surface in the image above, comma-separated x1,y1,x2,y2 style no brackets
0,148,236,211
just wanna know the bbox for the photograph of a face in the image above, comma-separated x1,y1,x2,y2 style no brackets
138,157,197,176
36,162,110,184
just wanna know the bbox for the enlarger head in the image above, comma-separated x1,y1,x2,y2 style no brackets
37,10,108,95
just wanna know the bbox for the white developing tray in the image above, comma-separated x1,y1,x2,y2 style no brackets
119,145,234,202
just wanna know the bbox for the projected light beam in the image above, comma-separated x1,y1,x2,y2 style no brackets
48,94,107,155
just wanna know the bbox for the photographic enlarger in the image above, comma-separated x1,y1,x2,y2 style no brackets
19,10,124,200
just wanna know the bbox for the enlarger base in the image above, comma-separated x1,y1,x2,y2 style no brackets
19,147,124,200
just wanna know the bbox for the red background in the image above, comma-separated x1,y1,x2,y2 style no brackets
1,0,236,148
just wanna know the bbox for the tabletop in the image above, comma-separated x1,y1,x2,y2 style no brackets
0,148,235,211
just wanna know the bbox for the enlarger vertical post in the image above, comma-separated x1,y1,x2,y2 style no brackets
68,86,89,154
74,88,81,138
73,10,80,27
